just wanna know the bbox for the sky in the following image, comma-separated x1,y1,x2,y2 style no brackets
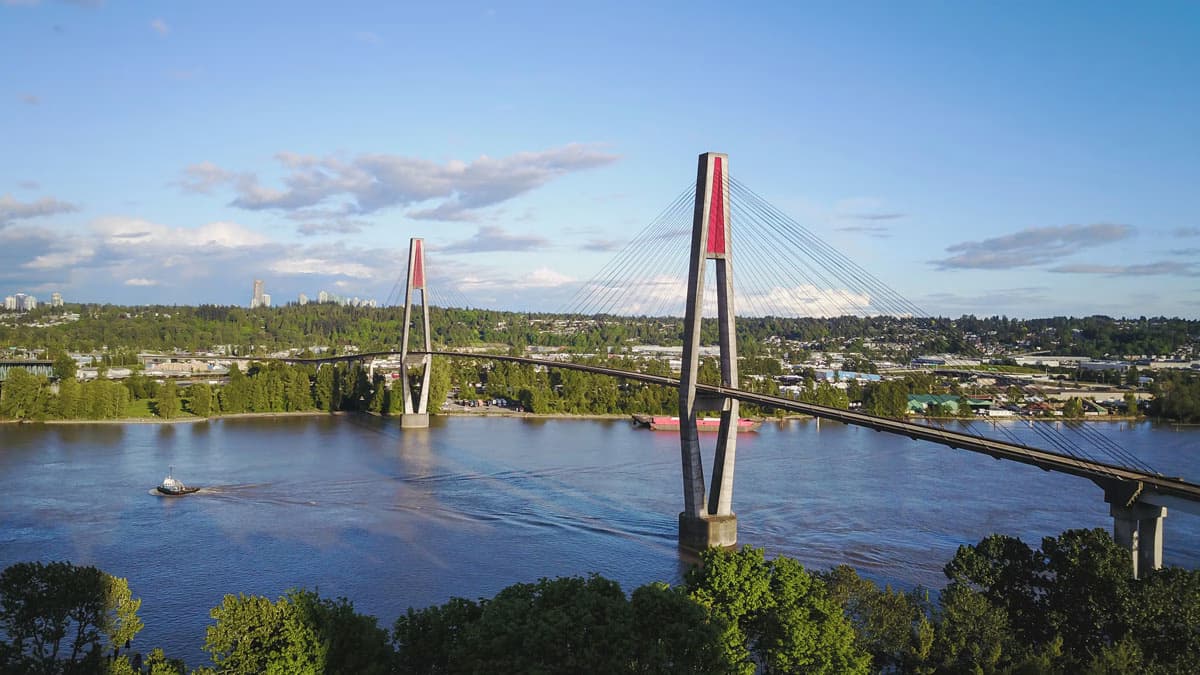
2,1,1198,318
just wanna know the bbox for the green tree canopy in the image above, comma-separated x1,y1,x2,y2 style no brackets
684,546,870,674
0,561,144,673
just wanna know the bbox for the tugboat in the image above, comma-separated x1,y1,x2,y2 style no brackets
156,467,200,496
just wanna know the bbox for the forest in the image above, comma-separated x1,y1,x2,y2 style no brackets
2,304,1199,423
3,304,1197,361
2,528,1197,674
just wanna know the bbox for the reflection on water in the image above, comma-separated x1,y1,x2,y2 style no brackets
1,416,1197,667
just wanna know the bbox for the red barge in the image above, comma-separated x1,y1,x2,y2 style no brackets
631,415,761,432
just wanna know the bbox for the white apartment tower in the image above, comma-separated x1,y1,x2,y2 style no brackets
251,279,266,308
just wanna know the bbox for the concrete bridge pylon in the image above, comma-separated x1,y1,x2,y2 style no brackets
400,238,432,429
678,152,741,552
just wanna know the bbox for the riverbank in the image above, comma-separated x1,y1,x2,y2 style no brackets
27,410,333,425
0,409,1170,426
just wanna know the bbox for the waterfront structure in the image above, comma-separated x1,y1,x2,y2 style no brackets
400,238,432,429
677,152,741,551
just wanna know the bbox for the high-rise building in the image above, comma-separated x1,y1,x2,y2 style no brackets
7,293,35,311
298,293,308,305
261,293,271,308
50,292,63,307
251,279,265,308
318,290,330,304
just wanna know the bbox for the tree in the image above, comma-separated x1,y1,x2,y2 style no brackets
1040,528,1134,659
314,365,335,412
0,368,49,421
864,380,908,418
393,575,734,674
203,589,390,675
1123,392,1139,416
220,364,248,414
284,367,314,412
204,592,323,675
819,565,931,672
427,356,452,414
189,383,214,417
930,583,1011,672
288,590,393,675
956,396,974,418
1124,365,1140,387
1062,397,1085,419
0,561,144,673
685,547,869,674
155,380,181,419
943,533,1044,644
56,376,84,419
51,349,77,381
939,527,1197,671
628,582,735,673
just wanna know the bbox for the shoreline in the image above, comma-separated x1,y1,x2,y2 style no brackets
2,410,1193,426
31,410,336,425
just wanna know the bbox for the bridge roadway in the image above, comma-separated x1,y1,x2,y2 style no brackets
235,348,1200,515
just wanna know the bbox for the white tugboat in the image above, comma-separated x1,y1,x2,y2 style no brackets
156,466,200,496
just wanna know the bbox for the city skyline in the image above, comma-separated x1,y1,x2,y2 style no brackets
2,2,1197,318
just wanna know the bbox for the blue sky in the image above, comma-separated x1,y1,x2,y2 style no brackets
2,1,1197,318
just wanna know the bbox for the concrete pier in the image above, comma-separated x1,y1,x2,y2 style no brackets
400,413,430,429
1110,502,1167,579
679,513,738,551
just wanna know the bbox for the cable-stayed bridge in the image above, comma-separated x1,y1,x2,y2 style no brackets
285,153,1198,577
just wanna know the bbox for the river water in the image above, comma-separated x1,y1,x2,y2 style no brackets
1,416,1197,667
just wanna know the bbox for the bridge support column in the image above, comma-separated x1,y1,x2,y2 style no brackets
678,152,741,553
400,238,433,429
1109,502,1166,580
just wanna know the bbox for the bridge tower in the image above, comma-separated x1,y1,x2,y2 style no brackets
400,237,433,429
678,152,741,552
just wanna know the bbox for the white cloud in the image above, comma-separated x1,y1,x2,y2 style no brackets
189,143,619,221
740,285,873,318
150,18,169,36
933,223,1133,270
177,161,234,193
572,275,875,317
23,247,95,270
268,258,374,278
515,267,573,288
92,217,270,250
0,194,78,225
439,226,548,253
1048,261,1198,277
124,278,159,286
